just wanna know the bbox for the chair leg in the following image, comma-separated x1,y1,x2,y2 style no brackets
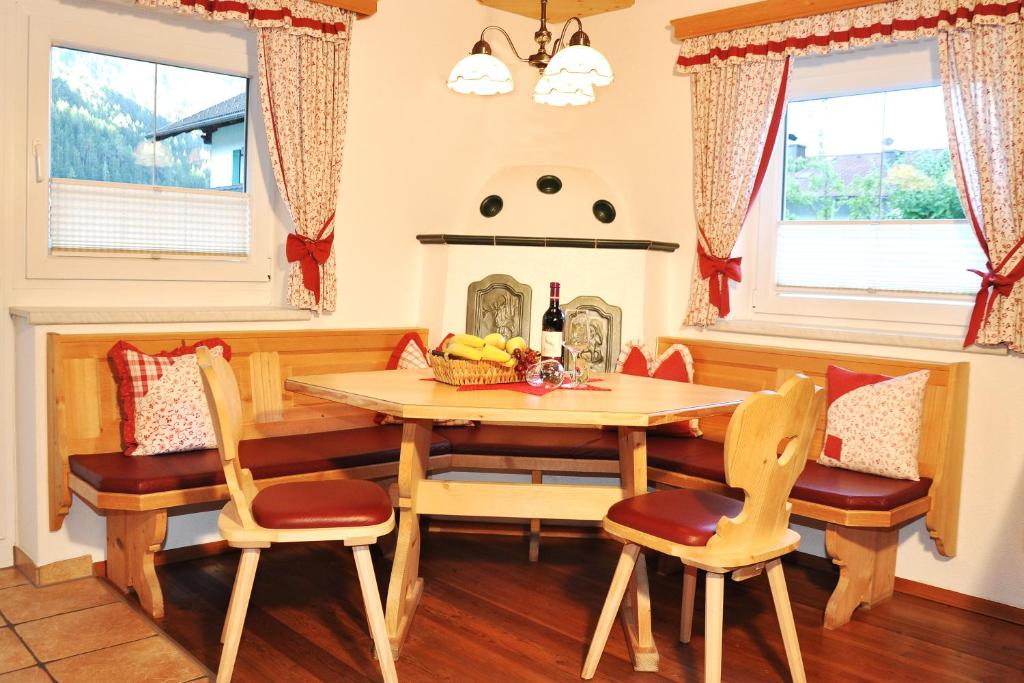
704,571,725,683
581,544,640,680
680,564,697,644
353,545,399,683
766,558,806,683
217,548,260,683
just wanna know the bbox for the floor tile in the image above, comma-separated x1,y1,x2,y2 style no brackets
0,581,115,625
0,666,51,682
0,571,27,593
46,636,204,683
0,629,35,675
16,603,155,663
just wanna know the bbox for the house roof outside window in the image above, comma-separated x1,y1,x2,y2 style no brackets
154,93,246,142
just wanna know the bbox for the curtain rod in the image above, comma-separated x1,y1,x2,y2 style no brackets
671,0,894,40
310,0,378,17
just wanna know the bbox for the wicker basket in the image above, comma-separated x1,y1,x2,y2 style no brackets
430,354,521,386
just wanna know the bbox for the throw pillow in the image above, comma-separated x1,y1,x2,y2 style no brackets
614,340,653,377
109,339,231,456
379,332,472,427
817,365,929,480
650,344,702,438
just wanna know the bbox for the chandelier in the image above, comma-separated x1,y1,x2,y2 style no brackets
447,0,613,107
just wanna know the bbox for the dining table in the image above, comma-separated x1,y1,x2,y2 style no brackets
285,368,748,672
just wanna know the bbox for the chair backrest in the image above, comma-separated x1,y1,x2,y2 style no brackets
197,347,258,528
706,374,825,556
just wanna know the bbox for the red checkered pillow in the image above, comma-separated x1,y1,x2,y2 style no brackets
650,344,702,438
386,332,430,370
818,365,929,480
614,341,653,376
379,333,472,427
612,341,701,438
109,339,231,456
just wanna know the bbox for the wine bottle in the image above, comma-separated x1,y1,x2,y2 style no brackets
541,282,564,361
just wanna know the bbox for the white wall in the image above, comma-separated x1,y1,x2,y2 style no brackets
1,0,1021,610
209,123,245,189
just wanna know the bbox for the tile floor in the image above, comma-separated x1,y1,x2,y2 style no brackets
0,567,210,682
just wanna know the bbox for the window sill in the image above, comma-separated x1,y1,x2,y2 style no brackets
8,306,311,326
705,319,1007,356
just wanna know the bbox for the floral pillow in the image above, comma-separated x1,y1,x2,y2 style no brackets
818,365,929,480
613,341,701,438
109,339,231,456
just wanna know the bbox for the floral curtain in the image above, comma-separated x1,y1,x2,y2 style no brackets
258,24,352,311
939,21,1024,350
681,59,790,327
134,0,349,40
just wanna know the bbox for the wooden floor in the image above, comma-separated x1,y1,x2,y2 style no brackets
158,532,1023,682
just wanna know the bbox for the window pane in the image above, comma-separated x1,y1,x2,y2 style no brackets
50,47,156,185
783,86,964,221
154,64,247,191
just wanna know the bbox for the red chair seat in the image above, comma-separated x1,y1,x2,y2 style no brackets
69,425,452,495
251,480,392,530
647,437,933,511
607,489,744,547
434,424,620,459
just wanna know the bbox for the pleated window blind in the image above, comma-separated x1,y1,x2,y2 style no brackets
49,180,250,257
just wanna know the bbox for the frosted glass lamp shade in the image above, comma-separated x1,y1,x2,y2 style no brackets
543,45,613,89
447,53,514,95
533,75,595,107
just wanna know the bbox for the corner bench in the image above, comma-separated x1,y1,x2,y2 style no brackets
48,328,452,618
647,338,969,629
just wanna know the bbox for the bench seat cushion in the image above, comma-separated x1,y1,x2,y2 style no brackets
69,425,452,495
647,437,932,512
434,424,620,459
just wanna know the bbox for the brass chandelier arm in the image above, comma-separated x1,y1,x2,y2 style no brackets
551,16,585,55
479,25,531,62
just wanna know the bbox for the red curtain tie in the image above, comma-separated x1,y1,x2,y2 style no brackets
697,242,742,318
964,267,1021,347
286,218,335,304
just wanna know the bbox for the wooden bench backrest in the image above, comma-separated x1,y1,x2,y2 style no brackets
48,327,428,530
657,337,969,556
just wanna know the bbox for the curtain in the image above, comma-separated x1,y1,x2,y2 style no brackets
939,21,1024,350
134,0,349,39
681,58,790,327
258,23,352,311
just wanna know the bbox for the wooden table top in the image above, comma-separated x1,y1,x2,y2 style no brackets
286,369,749,427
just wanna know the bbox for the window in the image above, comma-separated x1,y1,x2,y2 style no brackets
751,41,983,328
48,47,250,257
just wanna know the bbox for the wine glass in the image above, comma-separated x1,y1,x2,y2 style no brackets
563,310,593,388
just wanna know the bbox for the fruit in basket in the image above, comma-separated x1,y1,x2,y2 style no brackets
446,343,484,361
506,337,527,354
449,334,485,348
483,333,506,349
480,345,512,363
512,347,541,375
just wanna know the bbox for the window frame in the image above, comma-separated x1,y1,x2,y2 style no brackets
26,16,274,282
747,40,977,329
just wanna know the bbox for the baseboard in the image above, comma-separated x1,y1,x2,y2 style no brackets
894,577,1023,626
13,546,93,586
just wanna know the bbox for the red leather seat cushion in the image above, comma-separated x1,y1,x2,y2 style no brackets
647,437,932,511
607,489,743,546
251,479,392,530
69,426,452,495
434,424,620,459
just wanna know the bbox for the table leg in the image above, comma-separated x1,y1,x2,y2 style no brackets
617,427,659,672
385,418,432,658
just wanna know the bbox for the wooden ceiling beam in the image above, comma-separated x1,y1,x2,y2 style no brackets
310,0,378,17
479,0,635,23
671,0,895,40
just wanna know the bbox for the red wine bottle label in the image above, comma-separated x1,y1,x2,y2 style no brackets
541,331,562,359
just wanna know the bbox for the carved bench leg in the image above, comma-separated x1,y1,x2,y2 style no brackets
823,524,897,629
106,509,168,619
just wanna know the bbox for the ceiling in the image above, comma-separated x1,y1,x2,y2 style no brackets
478,0,636,22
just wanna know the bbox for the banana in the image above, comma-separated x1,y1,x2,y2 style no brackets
449,333,486,348
480,345,511,363
483,333,506,350
446,343,484,361
502,357,517,368
505,337,527,354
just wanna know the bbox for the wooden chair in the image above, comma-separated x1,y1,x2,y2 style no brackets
582,375,824,683
197,348,399,683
